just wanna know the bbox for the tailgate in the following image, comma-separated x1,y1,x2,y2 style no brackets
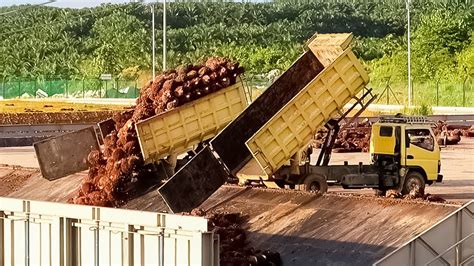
34,127,99,180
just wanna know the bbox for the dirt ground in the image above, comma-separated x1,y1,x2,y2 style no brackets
0,110,119,124
0,165,39,196
0,99,127,113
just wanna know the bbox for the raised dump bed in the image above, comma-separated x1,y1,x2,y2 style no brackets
158,33,370,213
136,79,247,164
246,46,369,176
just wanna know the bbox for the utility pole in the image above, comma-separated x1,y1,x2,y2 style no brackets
163,0,167,71
406,0,412,107
151,4,156,79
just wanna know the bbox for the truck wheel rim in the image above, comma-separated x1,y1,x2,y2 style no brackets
407,178,422,191
309,182,321,192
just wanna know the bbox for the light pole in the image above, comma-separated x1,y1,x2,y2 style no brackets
406,0,412,107
162,0,167,71
151,4,156,79
150,0,166,79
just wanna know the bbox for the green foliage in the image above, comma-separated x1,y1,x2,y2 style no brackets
0,0,473,107
403,103,433,116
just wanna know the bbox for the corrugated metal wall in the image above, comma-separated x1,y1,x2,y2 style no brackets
374,200,473,266
0,197,218,266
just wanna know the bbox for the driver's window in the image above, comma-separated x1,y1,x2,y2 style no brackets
406,129,434,151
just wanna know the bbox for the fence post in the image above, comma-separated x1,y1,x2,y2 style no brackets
134,80,138,98
463,77,467,107
1,79,4,99
82,79,85,98
65,79,68,98
18,80,21,98
436,80,439,106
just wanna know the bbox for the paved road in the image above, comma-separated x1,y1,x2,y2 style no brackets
1,139,473,202
0,146,38,168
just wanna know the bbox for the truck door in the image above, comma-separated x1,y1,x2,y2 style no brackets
404,127,439,181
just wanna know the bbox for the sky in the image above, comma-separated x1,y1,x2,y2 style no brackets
0,0,139,8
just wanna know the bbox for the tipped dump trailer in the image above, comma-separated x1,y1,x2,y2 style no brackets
34,80,247,180
158,33,371,212
158,33,443,213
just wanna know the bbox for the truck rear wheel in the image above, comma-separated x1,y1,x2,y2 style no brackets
402,171,425,195
302,175,328,194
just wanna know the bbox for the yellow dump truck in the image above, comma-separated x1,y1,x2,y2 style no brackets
158,33,443,213
254,114,443,196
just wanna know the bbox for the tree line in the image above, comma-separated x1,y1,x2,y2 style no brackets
0,0,472,88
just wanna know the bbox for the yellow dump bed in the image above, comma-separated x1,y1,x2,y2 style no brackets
136,80,247,164
245,34,369,176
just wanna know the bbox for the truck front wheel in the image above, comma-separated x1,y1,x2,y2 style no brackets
402,171,426,195
302,175,328,194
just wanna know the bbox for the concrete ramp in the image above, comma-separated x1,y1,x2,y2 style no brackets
7,170,82,202
123,185,457,265
201,187,457,265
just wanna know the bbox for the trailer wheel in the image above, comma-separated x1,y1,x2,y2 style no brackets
302,175,328,194
402,171,425,195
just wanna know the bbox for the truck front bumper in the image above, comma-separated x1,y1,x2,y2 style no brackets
437,174,443,182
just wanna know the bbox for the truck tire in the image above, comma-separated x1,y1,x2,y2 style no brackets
402,171,426,195
302,174,328,194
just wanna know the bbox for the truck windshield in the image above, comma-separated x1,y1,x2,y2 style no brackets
406,129,434,151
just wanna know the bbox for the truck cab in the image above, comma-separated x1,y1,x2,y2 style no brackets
370,115,442,194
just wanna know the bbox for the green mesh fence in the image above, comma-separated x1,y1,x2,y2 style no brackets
0,79,139,99
368,78,474,107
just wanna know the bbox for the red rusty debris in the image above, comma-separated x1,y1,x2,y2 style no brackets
69,57,244,207
312,120,371,153
312,120,474,153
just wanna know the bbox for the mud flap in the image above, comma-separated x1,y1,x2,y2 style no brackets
34,127,99,180
397,171,407,194
158,146,228,213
